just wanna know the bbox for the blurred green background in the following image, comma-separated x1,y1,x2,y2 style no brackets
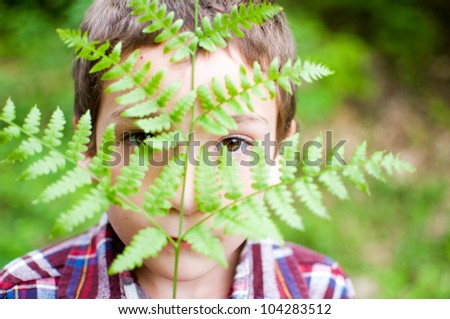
0,0,449,298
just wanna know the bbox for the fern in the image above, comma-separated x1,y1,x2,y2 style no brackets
109,227,168,274
218,148,243,201
194,146,222,212
35,167,92,204
265,185,304,230
184,225,227,267
197,1,283,52
52,184,110,236
143,155,184,216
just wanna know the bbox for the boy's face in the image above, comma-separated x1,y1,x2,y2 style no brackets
93,46,287,293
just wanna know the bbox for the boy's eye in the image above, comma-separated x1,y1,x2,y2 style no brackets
124,131,155,146
218,136,253,153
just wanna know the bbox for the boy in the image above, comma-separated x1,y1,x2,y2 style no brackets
0,0,354,299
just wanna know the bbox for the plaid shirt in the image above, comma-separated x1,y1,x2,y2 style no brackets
0,215,354,299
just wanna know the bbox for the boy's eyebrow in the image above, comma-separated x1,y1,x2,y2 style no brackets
231,114,269,127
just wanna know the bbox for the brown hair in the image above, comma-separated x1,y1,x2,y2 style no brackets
73,0,298,154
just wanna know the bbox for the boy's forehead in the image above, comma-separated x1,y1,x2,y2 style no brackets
98,46,278,131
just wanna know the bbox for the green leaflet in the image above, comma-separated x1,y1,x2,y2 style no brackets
145,131,183,151
170,91,197,123
279,132,300,183
197,114,229,136
157,81,181,107
109,227,168,274
214,197,283,244
195,146,222,213
380,152,415,176
265,185,304,230
0,126,21,143
250,143,269,191
299,60,334,83
219,148,243,201
42,107,66,147
120,100,159,118
23,106,41,135
293,177,328,219
184,225,227,268
115,145,149,197
197,0,283,52
5,137,42,163
129,0,193,61
302,132,323,177
52,184,110,237
35,166,92,204
19,151,65,181
135,113,171,134
88,124,116,178
1,98,16,122
318,170,349,200
143,155,184,216
66,111,92,162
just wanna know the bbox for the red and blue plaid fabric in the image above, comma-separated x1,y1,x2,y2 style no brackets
0,215,354,299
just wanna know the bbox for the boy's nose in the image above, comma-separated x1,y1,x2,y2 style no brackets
169,160,198,216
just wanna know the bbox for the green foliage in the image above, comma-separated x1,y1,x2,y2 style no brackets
109,227,168,274
184,225,227,268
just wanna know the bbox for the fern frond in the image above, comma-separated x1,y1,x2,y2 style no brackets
145,131,183,151
42,107,66,147
88,124,116,178
0,126,21,143
157,81,181,107
197,1,282,52
364,151,385,182
279,132,300,183
115,145,149,197
1,98,16,122
23,106,41,135
135,113,171,134
302,132,323,177
66,111,92,162
170,90,197,123
298,60,334,83
342,141,370,194
214,197,283,244
19,151,65,181
343,164,369,194
52,184,110,236
184,225,227,267
380,152,415,176
5,137,42,163
194,147,222,212
109,227,168,274
318,170,349,200
196,114,229,136
293,177,328,219
218,149,243,201
129,0,194,62
121,100,159,118
143,155,184,216
265,185,304,230
250,143,269,190
35,166,92,204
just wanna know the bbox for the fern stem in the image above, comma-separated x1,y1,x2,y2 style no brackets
171,0,200,300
